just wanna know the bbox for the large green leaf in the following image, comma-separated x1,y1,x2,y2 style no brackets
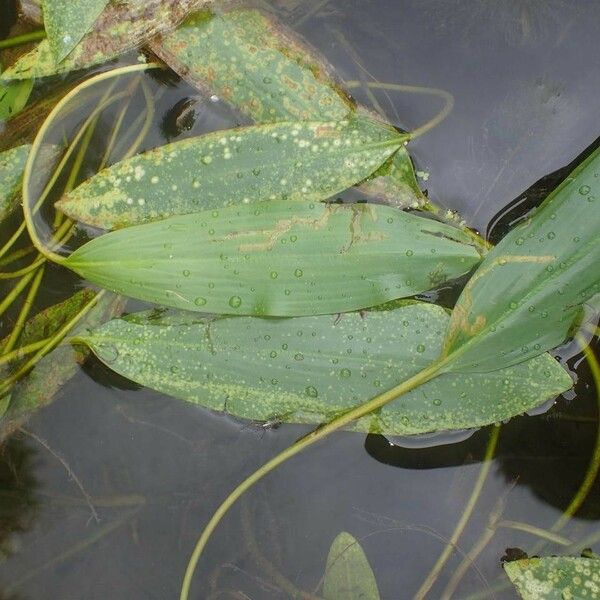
63,201,481,317
56,116,407,229
0,290,124,440
443,145,600,372
0,0,206,81
504,556,600,600
76,302,571,436
0,144,29,224
42,0,110,62
0,78,33,122
150,9,426,209
323,532,380,600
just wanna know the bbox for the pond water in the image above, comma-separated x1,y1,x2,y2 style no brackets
0,1,599,598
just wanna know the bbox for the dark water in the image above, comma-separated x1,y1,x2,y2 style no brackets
1,1,599,598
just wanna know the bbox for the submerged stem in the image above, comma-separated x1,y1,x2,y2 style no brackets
0,30,45,50
180,358,448,600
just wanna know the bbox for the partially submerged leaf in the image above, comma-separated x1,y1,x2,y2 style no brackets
323,532,380,600
504,556,600,600
443,145,600,372
56,116,407,229
151,8,426,208
77,302,571,435
63,201,481,317
0,144,29,223
1,0,210,81
0,78,33,122
42,0,110,62
0,291,125,440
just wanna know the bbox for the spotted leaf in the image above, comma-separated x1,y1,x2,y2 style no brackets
56,116,407,229
62,201,481,317
77,302,571,436
0,144,29,224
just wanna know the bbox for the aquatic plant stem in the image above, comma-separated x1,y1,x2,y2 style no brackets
22,63,160,264
413,425,500,600
0,246,35,267
497,520,571,546
0,338,52,367
180,358,449,600
0,30,45,50
0,270,35,319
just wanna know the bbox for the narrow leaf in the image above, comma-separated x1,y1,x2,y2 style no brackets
323,532,380,600
0,291,124,440
443,145,600,372
56,116,407,229
63,201,481,317
42,0,110,62
1,0,209,81
0,78,33,122
151,8,426,208
77,303,571,436
0,144,29,224
504,556,600,600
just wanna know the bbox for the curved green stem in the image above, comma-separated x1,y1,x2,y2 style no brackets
0,338,52,367
0,270,35,319
497,520,571,546
0,256,45,279
0,246,35,267
414,425,500,600
22,63,160,265
0,30,45,50
180,358,448,600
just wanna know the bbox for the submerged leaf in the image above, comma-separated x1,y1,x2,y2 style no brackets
0,291,124,439
504,556,600,599
151,8,426,208
443,145,600,372
63,201,481,317
0,144,29,224
56,116,407,229
42,0,110,62
77,302,571,436
0,78,33,122
1,0,209,81
323,532,380,600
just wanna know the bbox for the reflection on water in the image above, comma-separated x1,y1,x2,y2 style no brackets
0,0,599,598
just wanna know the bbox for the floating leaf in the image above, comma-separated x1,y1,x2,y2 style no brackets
0,291,124,440
1,0,208,81
42,0,110,62
443,145,600,372
0,144,29,224
504,556,600,600
56,116,407,229
76,302,571,436
0,78,33,122
63,201,481,317
323,532,380,600
151,8,426,208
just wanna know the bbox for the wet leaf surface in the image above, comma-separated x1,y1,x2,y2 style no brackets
0,78,33,122
42,0,110,62
1,0,209,81
504,556,600,600
323,532,380,600
0,144,29,224
151,8,426,208
77,302,571,436
56,116,407,229
443,145,600,372
63,200,481,317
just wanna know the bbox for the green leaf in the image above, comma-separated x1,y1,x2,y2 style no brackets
76,302,571,436
443,145,600,372
504,556,600,600
63,201,481,317
150,8,426,209
0,144,29,224
0,291,124,440
42,0,110,62
0,0,205,81
0,78,33,122
323,532,380,600
56,116,406,229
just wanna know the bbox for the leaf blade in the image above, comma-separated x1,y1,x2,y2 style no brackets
56,116,406,229
77,303,572,436
63,201,481,317
0,144,30,224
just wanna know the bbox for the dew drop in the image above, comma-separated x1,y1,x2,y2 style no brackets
294,269,303,278
579,185,591,195
547,231,556,240
515,237,525,246
229,296,242,309
270,351,277,358
416,344,426,353
270,271,278,279
201,155,213,165
340,368,351,378
433,399,442,406
294,353,304,361
305,386,318,398
406,250,414,257
194,297,207,306
183,269,191,277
